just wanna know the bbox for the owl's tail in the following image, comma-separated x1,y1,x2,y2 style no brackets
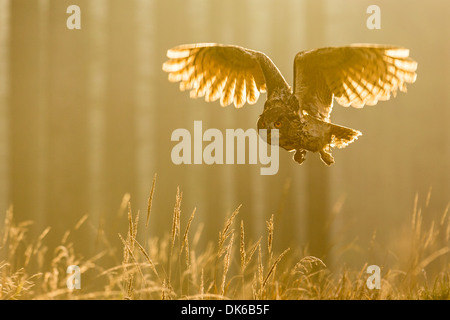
329,123,362,149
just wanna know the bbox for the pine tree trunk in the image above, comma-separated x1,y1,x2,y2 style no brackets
304,0,330,260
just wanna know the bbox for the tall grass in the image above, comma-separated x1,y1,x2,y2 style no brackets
0,176,448,299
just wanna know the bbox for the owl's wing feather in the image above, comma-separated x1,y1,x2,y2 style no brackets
163,43,290,108
293,44,418,121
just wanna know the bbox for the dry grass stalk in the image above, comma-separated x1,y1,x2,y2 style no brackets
214,205,240,292
239,219,261,297
181,207,196,268
240,220,245,273
168,187,182,290
200,268,204,299
266,214,274,257
441,203,449,243
257,243,263,297
171,187,182,252
74,214,88,231
262,248,290,290
133,238,159,279
218,205,240,258
220,235,234,297
1,205,13,247
292,256,327,276
146,173,157,227
246,238,261,270
120,202,142,299
118,233,146,290
414,247,450,276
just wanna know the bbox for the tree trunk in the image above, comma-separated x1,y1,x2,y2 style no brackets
304,0,330,260
0,0,11,218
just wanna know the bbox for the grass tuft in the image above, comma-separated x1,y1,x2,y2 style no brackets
0,177,448,300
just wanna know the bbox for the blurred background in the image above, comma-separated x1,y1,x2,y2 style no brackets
0,0,448,270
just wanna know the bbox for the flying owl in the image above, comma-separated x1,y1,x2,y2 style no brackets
162,43,417,165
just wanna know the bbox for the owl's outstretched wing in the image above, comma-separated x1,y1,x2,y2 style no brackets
162,43,290,108
293,44,418,121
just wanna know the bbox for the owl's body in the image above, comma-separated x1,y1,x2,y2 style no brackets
258,87,361,165
163,43,417,166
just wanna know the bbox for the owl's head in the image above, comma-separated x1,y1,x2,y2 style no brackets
257,100,302,151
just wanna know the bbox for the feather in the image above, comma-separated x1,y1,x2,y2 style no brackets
294,44,417,120
246,75,259,105
234,74,246,108
162,43,289,108
220,71,237,107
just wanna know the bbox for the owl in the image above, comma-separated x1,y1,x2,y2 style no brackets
162,43,417,165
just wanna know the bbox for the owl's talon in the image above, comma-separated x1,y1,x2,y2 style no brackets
293,149,306,165
320,149,335,166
